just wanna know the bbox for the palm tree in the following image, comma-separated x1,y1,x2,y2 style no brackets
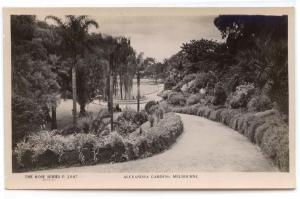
45,15,98,127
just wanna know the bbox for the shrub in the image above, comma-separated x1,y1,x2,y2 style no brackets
228,83,256,109
186,94,204,105
209,108,225,121
212,83,227,105
116,108,148,136
134,110,149,125
247,95,273,112
62,108,110,136
116,120,139,137
116,108,137,123
188,72,215,93
145,100,157,114
167,92,186,106
172,82,184,92
180,74,197,92
158,101,172,113
172,104,201,115
164,77,177,90
182,73,197,83
148,105,159,115
157,90,172,100
148,115,155,127
127,113,183,158
260,124,289,171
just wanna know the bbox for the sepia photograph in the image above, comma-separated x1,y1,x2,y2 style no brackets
3,7,295,189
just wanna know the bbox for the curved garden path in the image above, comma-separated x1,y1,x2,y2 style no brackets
40,113,277,173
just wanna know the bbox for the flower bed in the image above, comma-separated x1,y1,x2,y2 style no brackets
13,113,183,172
173,105,289,171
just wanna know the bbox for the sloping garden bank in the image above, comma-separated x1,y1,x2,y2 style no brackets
13,113,183,172
172,104,289,171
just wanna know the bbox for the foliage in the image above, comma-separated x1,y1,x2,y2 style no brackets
164,76,177,90
13,114,184,171
212,83,227,105
11,15,61,140
214,15,288,113
12,95,45,146
167,92,186,106
157,90,172,100
186,94,204,106
247,95,273,112
188,72,216,93
228,83,256,109
116,120,139,137
145,100,158,114
115,109,148,136
126,113,183,159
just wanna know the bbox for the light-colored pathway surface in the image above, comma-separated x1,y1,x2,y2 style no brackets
39,113,277,173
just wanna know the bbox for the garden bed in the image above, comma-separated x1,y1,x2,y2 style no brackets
172,104,289,172
13,113,183,172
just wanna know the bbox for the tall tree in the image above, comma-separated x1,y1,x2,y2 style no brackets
45,15,99,126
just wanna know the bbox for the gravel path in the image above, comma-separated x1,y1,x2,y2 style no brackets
40,113,277,173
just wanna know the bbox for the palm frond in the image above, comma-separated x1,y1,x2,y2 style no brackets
45,15,64,26
83,20,99,30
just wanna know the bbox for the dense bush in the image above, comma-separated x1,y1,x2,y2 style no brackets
127,113,183,158
212,83,227,105
164,76,177,90
228,83,256,109
62,108,110,136
182,73,197,83
188,72,215,93
172,104,202,115
158,101,172,113
12,95,45,146
115,109,148,136
145,100,157,114
177,74,197,92
13,130,128,171
167,92,186,106
115,120,139,137
247,95,273,112
157,90,172,100
186,94,204,105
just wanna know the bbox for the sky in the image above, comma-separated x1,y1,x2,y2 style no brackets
39,15,223,62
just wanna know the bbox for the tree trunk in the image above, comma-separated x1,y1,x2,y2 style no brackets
137,69,140,112
51,106,57,129
72,66,77,127
79,103,86,117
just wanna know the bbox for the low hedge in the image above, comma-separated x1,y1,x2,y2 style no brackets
126,113,183,159
13,113,183,172
172,105,289,172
